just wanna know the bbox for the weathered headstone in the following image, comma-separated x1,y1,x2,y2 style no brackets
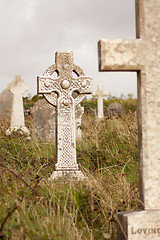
0,89,13,118
93,84,108,119
37,51,92,180
32,98,56,141
6,75,30,136
75,104,84,140
107,102,123,117
98,0,160,239
32,99,84,141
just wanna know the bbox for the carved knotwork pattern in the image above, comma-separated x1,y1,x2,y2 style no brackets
71,77,92,93
38,57,92,108
61,113,71,123
74,95,85,106
43,64,57,76
73,64,85,76
45,92,58,106
39,77,60,92
59,53,73,81
43,64,58,106
60,127,72,167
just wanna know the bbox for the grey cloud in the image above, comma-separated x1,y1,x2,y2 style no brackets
0,0,137,97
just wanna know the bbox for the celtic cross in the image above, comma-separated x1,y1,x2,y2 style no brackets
37,51,92,180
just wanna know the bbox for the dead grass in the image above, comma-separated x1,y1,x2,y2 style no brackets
0,112,139,239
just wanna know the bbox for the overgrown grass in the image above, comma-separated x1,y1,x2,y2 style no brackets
0,110,139,239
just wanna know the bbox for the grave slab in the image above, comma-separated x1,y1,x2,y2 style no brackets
98,0,160,238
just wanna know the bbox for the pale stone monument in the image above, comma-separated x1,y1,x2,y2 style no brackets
6,75,30,136
37,51,92,180
93,84,108,119
98,0,160,239
32,99,84,141
75,104,84,140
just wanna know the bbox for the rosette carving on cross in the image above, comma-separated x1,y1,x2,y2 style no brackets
37,52,92,108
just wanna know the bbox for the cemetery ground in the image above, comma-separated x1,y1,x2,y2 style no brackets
0,96,139,239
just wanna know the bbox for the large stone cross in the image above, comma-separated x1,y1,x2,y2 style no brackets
38,51,92,180
93,84,108,119
98,0,160,239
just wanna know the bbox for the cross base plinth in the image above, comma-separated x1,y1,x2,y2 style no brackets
6,126,30,136
49,170,86,181
117,210,160,240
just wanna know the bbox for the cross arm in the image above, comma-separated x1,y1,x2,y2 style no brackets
98,39,143,71
71,76,92,106
72,76,92,94
37,75,60,94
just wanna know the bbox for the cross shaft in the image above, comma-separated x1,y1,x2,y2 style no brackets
98,0,160,209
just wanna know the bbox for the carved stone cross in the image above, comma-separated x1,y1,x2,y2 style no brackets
98,0,160,239
38,52,92,180
93,84,108,119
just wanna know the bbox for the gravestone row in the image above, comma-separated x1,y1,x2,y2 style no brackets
0,76,86,141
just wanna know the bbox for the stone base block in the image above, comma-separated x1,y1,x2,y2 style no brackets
49,170,86,181
117,210,160,240
6,126,30,136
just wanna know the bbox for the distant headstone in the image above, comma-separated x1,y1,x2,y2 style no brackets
6,75,30,136
32,98,56,141
93,84,108,119
37,51,92,180
107,102,123,117
98,0,160,239
75,104,84,140
0,89,13,118
32,99,84,141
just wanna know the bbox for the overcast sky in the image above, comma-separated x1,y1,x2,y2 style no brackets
0,0,137,98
